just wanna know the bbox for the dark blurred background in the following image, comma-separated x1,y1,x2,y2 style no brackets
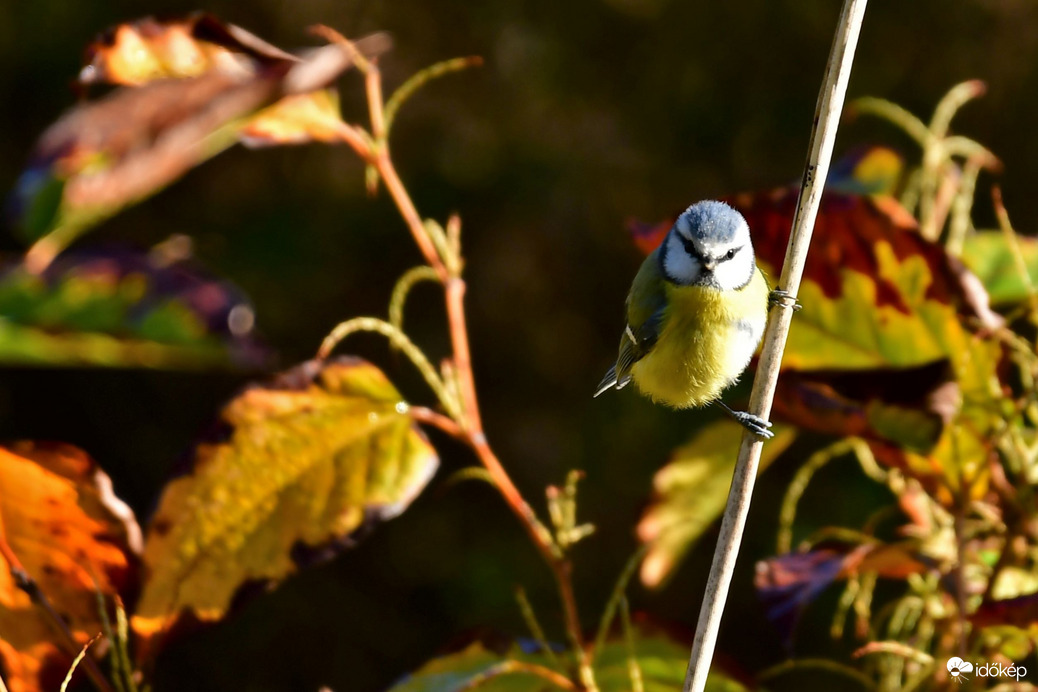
1,1,1036,690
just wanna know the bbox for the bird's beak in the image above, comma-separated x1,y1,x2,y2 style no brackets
703,262,716,272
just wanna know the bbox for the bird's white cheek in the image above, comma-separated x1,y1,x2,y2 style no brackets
663,235,700,284
715,258,752,291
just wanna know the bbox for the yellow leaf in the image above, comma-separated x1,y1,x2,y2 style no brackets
637,422,796,588
240,90,346,147
132,357,439,654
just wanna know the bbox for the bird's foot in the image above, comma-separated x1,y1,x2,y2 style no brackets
713,400,774,440
769,288,802,311
730,410,774,440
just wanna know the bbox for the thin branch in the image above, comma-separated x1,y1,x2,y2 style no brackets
682,1,869,690
515,586,560,666
929,80,986,140
992,186,1038,330
357,64,593,689
778,439,856,553
377,152,449,281
410,405,466,440
333,122,376,162
848,97,929,145
945,157,983,256
60,633,102,692
0,515,114,692
365,63,387,141
758,658,875,690
456,661,577,691
383,57,484,134
308,25,375,74
388,265,442,337
619,597,644,692
852,640,934,665
593,545,648,660
317,316,461,418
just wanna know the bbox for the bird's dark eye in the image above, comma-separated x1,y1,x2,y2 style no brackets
725,248,737,260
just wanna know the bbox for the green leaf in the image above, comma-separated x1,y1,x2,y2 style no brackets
961,230,1038,306
0,249,264,368
389,630,751,692
637,421,796,588
132,357,439,655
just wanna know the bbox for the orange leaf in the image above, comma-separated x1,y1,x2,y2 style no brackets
0,442,140,692
79,13,298,87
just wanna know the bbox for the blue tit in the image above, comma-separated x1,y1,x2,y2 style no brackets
595,200,775,438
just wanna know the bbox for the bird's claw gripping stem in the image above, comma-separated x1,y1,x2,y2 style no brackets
769,288,802,311
713,400,775,440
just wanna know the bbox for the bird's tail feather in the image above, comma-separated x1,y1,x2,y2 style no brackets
595,367,633,398
593,366,618,398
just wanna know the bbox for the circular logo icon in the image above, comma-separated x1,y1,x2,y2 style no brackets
947,657,974,680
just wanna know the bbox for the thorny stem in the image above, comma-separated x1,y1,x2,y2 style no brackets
330,59,595,689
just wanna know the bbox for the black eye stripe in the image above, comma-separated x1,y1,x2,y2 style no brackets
677,234,705,262
676,233,744,265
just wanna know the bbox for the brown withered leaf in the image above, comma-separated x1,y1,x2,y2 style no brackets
0,442,140,692
755,542,926,644
972,593,1038,629
772,361,959,454
13,15,389,248
132,357,439,659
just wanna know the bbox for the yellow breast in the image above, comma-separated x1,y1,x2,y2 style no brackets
630,267,768,409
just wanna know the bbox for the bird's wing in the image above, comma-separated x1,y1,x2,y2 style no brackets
594,253,668,397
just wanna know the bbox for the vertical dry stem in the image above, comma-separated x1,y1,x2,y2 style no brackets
339,60,594,688
682,1,869,690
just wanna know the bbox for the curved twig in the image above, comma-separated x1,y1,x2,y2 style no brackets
384,57,484,134
455,661,577,691
592,544,648,661
389,265,442,336
317,317,461,418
